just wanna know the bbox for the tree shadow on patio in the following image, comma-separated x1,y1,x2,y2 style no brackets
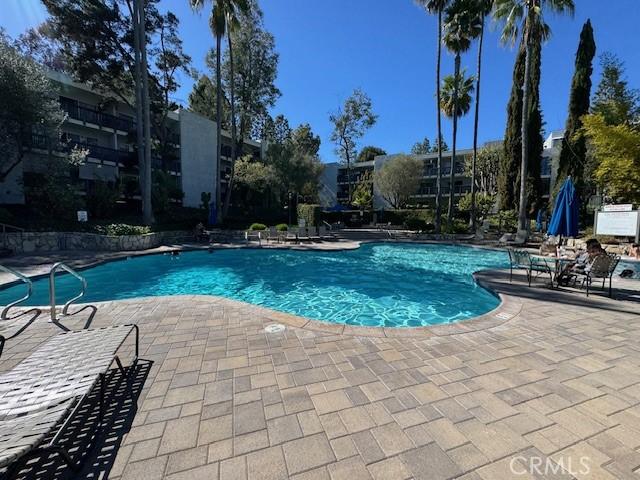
483,269,640,317
6,359,152,480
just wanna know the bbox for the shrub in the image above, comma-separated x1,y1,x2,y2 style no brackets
275,223,288,232
442,219,470,234
405,216,427,232
297,204,321,226
249,223,267,231
380,209,433,227
94,224,151,236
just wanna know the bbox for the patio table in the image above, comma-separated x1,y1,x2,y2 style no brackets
531,254,574,287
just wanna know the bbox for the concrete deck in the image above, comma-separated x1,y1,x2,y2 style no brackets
1,243,640,479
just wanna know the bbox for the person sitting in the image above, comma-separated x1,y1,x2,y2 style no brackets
627,243,640,259
557,239,606,285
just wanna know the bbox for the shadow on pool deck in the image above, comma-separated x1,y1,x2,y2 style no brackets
5,360,152,480
478,269,640,317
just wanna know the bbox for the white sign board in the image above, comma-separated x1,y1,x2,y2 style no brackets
298,218,306,228
77,210,88,222
595,210,640,239
603,204,633,212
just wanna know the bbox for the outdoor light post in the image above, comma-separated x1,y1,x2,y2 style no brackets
288,192,292,226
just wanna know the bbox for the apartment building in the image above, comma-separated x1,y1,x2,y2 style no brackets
1,70,262,211
322,134,561,209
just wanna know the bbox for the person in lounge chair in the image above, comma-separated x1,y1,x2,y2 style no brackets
627,243,640,259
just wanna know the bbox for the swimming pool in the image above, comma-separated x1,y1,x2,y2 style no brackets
0,243,509,327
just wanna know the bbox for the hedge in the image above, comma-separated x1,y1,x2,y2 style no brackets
297,204,322,226
249,223,267,231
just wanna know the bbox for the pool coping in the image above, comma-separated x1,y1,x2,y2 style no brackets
0,240,522,338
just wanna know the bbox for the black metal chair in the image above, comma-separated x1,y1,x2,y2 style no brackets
508,249,553,287
574,253,621,297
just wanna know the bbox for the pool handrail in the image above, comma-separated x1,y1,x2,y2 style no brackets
49,262,87,321
0,265,33,319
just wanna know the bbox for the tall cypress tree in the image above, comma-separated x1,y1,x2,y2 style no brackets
499,38,543,212
556,19,596,193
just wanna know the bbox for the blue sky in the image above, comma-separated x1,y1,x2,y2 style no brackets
3,0,640,163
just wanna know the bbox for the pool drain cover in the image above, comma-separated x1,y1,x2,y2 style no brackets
265,324,286,333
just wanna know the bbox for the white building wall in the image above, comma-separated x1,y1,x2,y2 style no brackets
179,109,217,208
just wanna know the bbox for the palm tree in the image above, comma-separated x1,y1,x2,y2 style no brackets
221,0,249,220
189,0,248,223
416,0,449,233
469,0,493,232
443,0,481,227
493,0,574,232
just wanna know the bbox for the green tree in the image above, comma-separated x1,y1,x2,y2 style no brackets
591,52,640,126
0,38,64,182
43,0,191,224
469,0,493,231
411,137,431,155
329,89,377,203
352,172,373,210
555,20,596,200
440,70,475,225
443,0,480,227
416,0,450,233
465,144,501,195
357,146,387,163
581,114,640,204
458,192,495,220
494,0,575,231
190,0,250,222
188,74,228,125
430,135,449,152
374,155,423,209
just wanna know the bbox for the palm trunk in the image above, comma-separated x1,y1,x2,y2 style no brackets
447,53,461,229
470,17,484,231
434,9,443,233
137,0,153,225
519,33,532,232
214,33,223,224
222,32,237,220
133,0,144,220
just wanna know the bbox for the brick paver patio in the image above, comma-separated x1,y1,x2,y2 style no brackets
1,252,640,479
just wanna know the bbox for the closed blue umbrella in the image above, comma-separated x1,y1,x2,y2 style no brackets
208,200,217,226
548,177,579,238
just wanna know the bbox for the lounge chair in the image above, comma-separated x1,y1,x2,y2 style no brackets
297,227,309,241
244,230,262,245
508,249,553,286
0,324,139,476
267,226,280,243
317,225,330,240
307,226,319,240
574,253,621,297
285,227,299,242
499,229,528,247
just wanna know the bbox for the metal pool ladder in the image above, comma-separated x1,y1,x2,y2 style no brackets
49,262,87,321
0,264,33,319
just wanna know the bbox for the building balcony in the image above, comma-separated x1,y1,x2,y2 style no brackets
60,96,135,133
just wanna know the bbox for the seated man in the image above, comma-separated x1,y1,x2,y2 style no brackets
627,243,640,259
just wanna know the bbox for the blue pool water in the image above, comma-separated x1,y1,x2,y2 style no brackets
0,243,509,327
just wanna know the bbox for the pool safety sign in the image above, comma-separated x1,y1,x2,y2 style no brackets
595,207,640,241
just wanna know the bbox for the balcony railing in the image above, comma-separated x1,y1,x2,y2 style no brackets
29,133,135,165
59,97,135,132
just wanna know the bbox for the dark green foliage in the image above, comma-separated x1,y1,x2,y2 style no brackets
94,224,151,236
275,223,288,231
357,146,386,163
86,180,121,219
498,38,543,213
296,204,322,227
556,20,596,195
591,52,640,125
249,223,267,230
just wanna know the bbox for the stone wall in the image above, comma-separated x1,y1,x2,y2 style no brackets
2,231,191,254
